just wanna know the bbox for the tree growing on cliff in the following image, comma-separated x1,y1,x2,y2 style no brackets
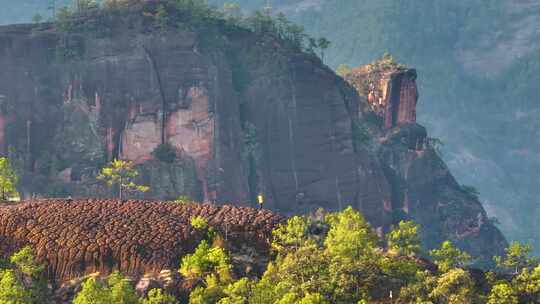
336,64,351,78
0,157,19,201
0,247,48,304
430,241,471,273
0,269,32,304
152,143,177,163
494,241,538,275
387,220,421,257
97,159,150,200
317,37,331,63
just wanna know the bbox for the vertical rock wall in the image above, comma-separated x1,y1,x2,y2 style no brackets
385,69,418,128
345,64,506,267
346,64,418,129
0,20,506,265
229,35,392,228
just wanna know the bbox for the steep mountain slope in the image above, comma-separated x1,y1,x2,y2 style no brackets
0,2,506,265
207,0,540,253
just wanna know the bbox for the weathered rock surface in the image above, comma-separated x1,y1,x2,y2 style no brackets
345,67,507,267
0,8,505,266
0,20,392,228
345,63,418,129
0,199,282,283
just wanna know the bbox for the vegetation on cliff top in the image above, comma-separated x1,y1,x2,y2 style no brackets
46,0,331,62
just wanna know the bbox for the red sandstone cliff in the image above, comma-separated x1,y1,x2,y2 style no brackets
0,11,505,266
345,60,418,129
343,59,506,266
0,22,392,228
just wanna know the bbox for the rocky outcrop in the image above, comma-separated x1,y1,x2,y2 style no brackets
345,63,418,129
375,125,506,266
0,20,392,228
0,199,282,283
345,66,507,267
0,8,505,266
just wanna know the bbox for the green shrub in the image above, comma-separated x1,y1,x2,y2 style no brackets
173,195,192,204
152,144,177,163
387,220,421,257
430,241,471,273
140,288,177,304
488,283,518,304
10,246,44,277
72,272,138,304
191,216,209,230
0,269,32,304
179,240,232,281
72,277,111,304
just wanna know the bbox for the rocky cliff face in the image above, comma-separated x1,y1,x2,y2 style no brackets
0,13,505,265
345,63,418,129
345,64,507,266
0,20,392,227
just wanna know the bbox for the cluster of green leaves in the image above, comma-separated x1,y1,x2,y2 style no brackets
0,157,19,201
178,208,540,304
50,0,329,60
399,240,540,303
152,144,177,164
97,159,150,200
73,271,176,304
179,208,423,303
189,215,219,249
190,216,209,230
243,11,330,55
367,52,407,71
487,242,540,303
0,246,49,304
387,220,421,257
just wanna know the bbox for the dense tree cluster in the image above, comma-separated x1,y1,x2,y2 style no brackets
48,0,329,59
0,247,49,303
